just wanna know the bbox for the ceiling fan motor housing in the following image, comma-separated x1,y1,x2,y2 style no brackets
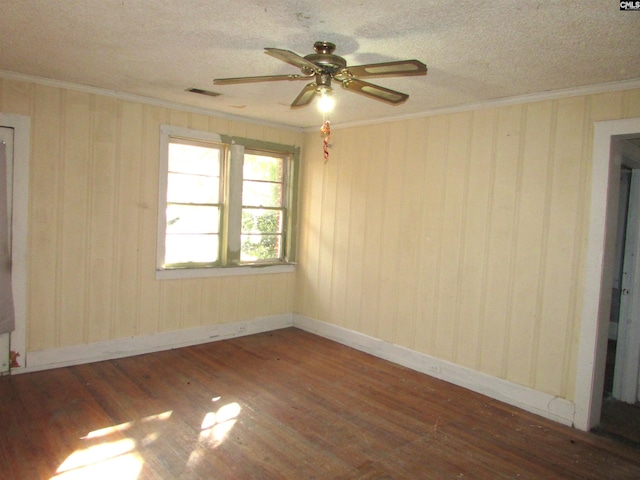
303,41,347,75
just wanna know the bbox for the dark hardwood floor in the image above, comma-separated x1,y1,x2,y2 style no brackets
1,328,639,479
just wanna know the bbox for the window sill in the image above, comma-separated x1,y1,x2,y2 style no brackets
156,263,296,280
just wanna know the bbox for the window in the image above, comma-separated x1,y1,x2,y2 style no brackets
241,150,286,263
157,125,299,279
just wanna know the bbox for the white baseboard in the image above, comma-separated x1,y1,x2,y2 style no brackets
14,312,577,428
17,314,294,374
293,314,576,427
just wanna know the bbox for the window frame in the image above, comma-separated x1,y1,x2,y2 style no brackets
156,125,299,279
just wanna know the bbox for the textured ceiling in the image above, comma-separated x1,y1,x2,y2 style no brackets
1,1,639,129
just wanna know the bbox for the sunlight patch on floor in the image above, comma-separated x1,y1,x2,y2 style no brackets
199,400,241,447
51,439,142,480
186,399,242,470
50,411,173,480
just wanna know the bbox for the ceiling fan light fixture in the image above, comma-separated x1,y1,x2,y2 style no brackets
213,41,427,112
317,86,335,113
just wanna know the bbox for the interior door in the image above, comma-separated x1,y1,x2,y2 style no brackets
0,126,13,373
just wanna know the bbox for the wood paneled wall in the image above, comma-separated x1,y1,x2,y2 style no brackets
0,79,301,352
296,89,640,401
3,75,640,404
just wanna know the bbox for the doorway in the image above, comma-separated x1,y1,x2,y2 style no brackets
0,113,29,374
595,138,640,445
0,126,12,373
575,117,640,432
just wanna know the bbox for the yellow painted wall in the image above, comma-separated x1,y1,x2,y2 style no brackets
3,75,640,404
0,79,300,352
296,89,640,400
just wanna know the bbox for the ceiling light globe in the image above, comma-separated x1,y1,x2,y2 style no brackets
317,92,335,113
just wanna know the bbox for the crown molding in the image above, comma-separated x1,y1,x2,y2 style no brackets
305,78,640,132
3,70,638,134
0,70,304,133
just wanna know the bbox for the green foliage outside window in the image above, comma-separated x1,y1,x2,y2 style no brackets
241,153,284,261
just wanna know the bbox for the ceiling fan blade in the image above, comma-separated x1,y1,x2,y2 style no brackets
213,73,311,85
291,83,317,108
341,78,409,105
264,48,320,73
343,60,427,79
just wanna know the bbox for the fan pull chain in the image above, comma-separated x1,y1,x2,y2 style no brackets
320,119,331,163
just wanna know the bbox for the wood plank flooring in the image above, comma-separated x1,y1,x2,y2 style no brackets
1,328,639,479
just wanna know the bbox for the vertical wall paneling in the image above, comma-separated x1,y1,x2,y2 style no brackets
114,101,144,339
479,105,522,377
138,105,167,336
181,279,203,330
201,277,222,324
395,118,429,350
528,100,559,393
86,95,119,343
299,134,324,319
219,275,239,323
236,275,257,321
622,89,640,118
298,89,640,401
456,108,496,370
342,127,367,334
317,129,338,324
254,274,273,318
329,126,352,329
562,96,597,399
535,97,585,395
270,273,292,315
5,75,640,405
377,122,406,344
188,113,211,132
0,79,300,353
59,90,90,346
504,101,553,387
359,124,388,339
29,85,62,351
415,115,448,355
433,112,471,362
0,79,33,116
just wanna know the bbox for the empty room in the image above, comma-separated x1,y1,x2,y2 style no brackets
1,1,640,478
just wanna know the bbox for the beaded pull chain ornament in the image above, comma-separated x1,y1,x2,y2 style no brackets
320,120,331,163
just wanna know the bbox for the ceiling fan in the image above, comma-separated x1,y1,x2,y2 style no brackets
213,41,427,109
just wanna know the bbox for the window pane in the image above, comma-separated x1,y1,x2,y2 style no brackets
165,234,219,265
241,234,282,261
241,208,282,235
243,154,282,182
168,172,219,204
169,143,220,176
242,180,282,207
167,205,219,234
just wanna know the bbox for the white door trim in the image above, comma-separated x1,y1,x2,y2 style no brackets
0,127,13,372
575,117,640,430
0,113,30,371
613,168,640,403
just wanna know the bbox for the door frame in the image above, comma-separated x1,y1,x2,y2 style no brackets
612,147,640,403
0,113,30,372
575,117,640,430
